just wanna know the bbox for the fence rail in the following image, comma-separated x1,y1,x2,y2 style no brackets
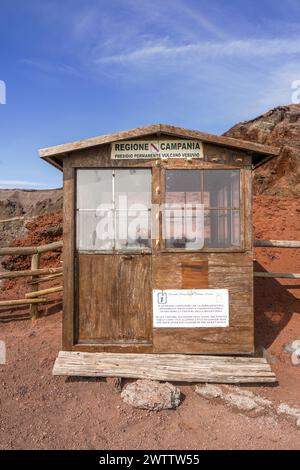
0,240,63,318
254,239,300,248
253,239,300,280
0,240,63,256
0,238,299,318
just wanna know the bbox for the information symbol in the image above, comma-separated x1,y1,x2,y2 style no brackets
158,292,167,304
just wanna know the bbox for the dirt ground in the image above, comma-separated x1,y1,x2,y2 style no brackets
0,195,299,450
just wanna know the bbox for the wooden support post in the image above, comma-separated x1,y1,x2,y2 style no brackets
30,253,40,319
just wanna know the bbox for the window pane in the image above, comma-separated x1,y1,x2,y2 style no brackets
115,210,151,250
204,210,240,248
115,169,151,208
76,210,114,251
203,170,240,209
165,170,203,249
77,169,113,210
165,170,201,205
115,169,151,250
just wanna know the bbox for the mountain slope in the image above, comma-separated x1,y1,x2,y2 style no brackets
224,104,300,196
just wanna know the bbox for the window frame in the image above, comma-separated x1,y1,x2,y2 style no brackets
159,166,245,253
75,167,153,254
75,165,246,255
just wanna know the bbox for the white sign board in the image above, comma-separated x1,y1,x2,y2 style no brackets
153,289,229,328
111,140,203,160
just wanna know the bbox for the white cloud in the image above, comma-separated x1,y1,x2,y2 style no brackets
164,0,229,40
0,180,50,188
124,0,228,41
95,37,300,64
21,59,79,76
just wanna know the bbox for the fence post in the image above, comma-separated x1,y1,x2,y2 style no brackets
30,253,40,319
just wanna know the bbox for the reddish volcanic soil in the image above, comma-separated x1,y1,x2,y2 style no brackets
0,195,300,450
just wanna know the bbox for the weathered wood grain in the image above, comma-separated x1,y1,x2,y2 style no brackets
254,240,300,248
53,351,277,383
59,141,256,355
153,326,254,354
63,163,75,350
39,124,280,163
78,254,152,344
0,240,63,256
0,298,47,306
25,286,63,298
29,253,40,319
0,266,63,280
181,261,208,288
254,272,300,279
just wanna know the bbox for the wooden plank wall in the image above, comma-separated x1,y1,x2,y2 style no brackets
152,253,253,354
78,254,152,344
63,137,254,354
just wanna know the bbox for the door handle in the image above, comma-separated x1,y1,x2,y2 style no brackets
121,255,133,260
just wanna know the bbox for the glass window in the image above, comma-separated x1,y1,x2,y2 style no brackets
164,169,241,249
204,210,240,248
76,169,152,252
115,169,151,250
164,170,203,249
203,170,240,209
77,169,113,210
77,170,114,251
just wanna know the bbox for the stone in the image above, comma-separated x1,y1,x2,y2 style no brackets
291,348,300,366
223,393,259,411
277,403,300,419
195,384,223,399
195,384,272,413
283,340,300,354
225,387,272,408
121,379,181,411
224,104,300,198
297,417,300,428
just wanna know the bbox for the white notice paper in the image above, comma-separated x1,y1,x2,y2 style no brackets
153,289,229,328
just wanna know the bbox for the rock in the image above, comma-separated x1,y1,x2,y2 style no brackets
223,393,260,411
225,104,300,197
195,384,223,399
121,379,181,411
277,403,300,419
283,340,300,353
277,403,300,428
226,388,272,409
195,384,272,413
291,348,300,366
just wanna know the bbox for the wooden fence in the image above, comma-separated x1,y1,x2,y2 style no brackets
0,238,299,319
253,239,300,279
0,240,63,319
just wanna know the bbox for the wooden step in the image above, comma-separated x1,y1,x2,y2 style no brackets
53,351,277,384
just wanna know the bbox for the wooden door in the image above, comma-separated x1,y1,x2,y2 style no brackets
117,254,152,342
76,168,152,347
77,253,152,344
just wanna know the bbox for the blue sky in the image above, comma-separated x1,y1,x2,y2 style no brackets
0,0,300,189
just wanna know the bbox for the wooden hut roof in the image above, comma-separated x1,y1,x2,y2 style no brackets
39,123,280,170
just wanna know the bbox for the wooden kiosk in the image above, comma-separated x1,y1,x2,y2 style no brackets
40,124,279,382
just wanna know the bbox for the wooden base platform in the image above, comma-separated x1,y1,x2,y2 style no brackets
53,351,277,384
